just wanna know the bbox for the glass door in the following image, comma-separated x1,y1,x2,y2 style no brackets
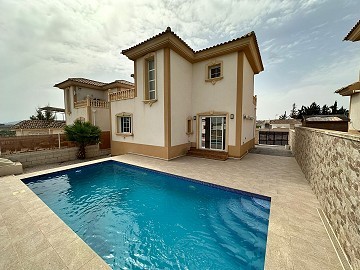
200,116,226,151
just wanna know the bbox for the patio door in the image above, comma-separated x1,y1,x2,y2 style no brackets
200,116,226,151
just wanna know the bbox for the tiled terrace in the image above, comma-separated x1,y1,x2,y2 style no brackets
0,153,344,270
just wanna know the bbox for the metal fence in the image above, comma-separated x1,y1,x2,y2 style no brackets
259,131,289,145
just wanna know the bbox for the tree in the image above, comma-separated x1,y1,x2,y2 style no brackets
64,120,101,159
330,101,338,114
30,107,55,121
307,102,321,115
279,111,288,120
321,105,330,115
290,103,298,119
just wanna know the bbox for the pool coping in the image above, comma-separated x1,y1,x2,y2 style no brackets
1,154,344,270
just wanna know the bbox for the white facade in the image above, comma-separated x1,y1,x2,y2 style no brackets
110,28,263,159
349,93,360,131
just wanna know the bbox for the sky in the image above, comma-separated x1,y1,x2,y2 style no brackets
0,0,359,123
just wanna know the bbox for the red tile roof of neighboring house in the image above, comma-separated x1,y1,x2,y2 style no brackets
344,19,360,41
54,78,134,90
13,120,66,130
303,115,349,122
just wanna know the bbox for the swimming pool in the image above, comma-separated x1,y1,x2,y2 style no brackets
23,160,271,269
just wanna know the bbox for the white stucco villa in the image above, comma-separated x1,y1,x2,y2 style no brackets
335,20,360,133
109,27,264,160
54,78,134,132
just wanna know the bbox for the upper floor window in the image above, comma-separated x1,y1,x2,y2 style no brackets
144,53,157,103
209,64,221,79
205,60,223,84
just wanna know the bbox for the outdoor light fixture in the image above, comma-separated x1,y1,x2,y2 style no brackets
193,116,196,120
230,114,234,119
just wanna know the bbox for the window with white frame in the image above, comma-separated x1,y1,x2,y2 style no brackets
205,60,223,84
147,58,156,100
116,113,133,135
143,53,157,102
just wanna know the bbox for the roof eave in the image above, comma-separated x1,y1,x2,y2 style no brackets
335,81,360,96
344,20,360,41
54,80,104,90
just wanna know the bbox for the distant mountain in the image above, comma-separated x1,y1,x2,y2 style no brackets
2,120,21,125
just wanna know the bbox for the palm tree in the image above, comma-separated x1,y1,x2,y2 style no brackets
64,120,101,159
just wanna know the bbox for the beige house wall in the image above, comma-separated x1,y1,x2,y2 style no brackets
191,52,238,148
90,107,110,131
170,49,193,147
111,49,165,148
241,54,255,145
349,92,360,131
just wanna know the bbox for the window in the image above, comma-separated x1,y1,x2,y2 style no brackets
205,60,223,84
76,117,85,123
144,53,157,102
116,113,133,135
209,64,221,79
148,59,156,100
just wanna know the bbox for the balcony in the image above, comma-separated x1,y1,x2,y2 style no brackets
109,88,135,102
74,97,109,109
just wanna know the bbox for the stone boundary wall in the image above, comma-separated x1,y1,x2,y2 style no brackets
291,127,360,269
1,145,110,168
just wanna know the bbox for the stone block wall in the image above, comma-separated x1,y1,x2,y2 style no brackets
292,127,360,269
1,145,110,168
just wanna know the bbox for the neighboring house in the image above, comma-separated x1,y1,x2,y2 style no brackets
54,78,134,132
269,119,302,130
12,120,66,136
110,27,263,160
335,20,360,133
302,115,349,132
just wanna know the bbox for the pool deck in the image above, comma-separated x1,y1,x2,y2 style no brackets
0,153,343,270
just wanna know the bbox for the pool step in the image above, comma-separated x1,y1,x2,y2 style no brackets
186,147,228,161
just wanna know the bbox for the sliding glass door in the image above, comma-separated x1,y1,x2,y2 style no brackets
200,116,226,151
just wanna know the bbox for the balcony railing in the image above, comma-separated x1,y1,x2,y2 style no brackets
109,88,135,102
74,98,109,109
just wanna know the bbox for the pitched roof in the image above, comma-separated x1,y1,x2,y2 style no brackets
122,27,264,74
344,20,360,41
335,81,360,96
13,120,66,130
122,27,195,54
54,78,134,90
303,115,349,122
270,119,301,125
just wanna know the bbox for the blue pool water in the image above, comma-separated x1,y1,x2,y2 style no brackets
23,161,271,269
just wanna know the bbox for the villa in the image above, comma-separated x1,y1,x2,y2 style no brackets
110,27,263,160
335,19,360,133
54,78,134,133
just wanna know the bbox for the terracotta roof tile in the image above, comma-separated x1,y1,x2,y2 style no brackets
13,120,66,130
122,27,195,54
344,19,360,41
270,119,302,125
122,27,260,57
68,78,107,87
54,78,134,89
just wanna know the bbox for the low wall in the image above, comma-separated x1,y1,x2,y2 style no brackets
292,127,360,269
1,145,110,168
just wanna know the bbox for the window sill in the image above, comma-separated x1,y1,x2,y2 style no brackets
205,77,223,85
142,99,157,106
116,133,133,137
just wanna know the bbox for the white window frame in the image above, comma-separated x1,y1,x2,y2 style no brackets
116,113,133,136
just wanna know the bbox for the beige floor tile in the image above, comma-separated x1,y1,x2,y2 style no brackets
35,213,66,235
56,238,95,270
0,242,22,270
78,255,111,270
12,231,51,258
43,224,78,249
20,246,67,270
